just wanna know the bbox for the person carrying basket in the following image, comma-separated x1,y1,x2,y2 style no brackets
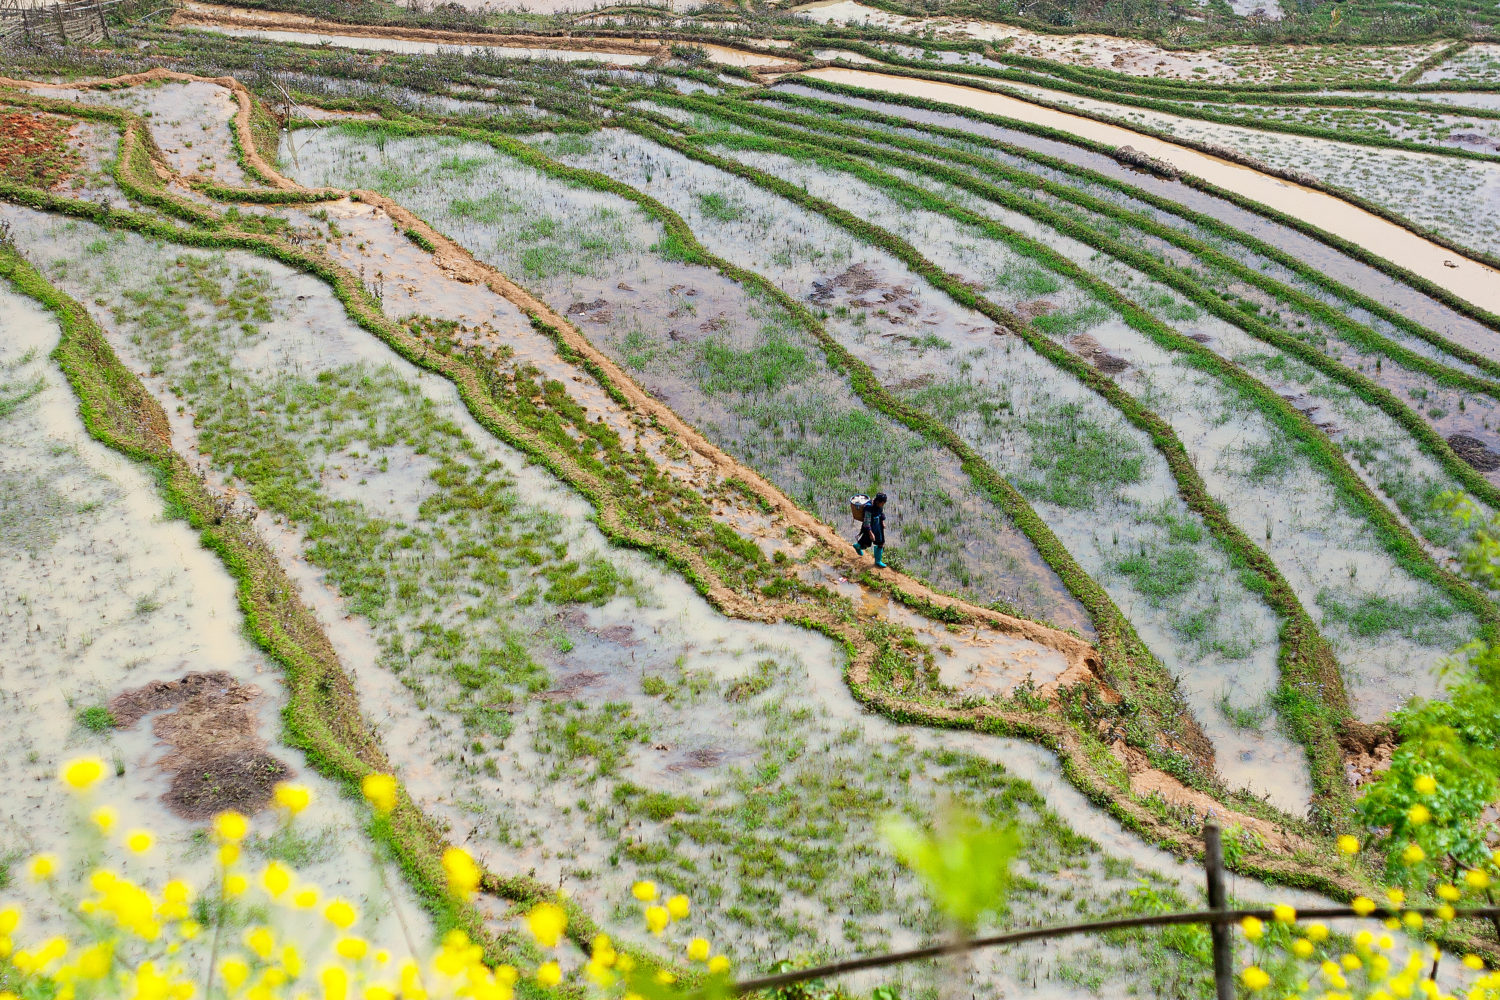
849,492,888,568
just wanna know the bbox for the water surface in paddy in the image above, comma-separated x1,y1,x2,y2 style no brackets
285,128,1093,630
181,23,659,64
2,207,1235,997
0,271,424,953
793,71,1500,332
775,83,1500,364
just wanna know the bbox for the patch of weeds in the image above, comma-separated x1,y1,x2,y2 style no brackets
76,705,116,733
1315,589,1466,645
696,192,743,223
699,333,813,396
1012,402,1146,509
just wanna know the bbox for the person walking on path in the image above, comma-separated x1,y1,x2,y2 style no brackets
854,492,888,568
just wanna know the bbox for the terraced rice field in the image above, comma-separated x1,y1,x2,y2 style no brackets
3,6,1500,997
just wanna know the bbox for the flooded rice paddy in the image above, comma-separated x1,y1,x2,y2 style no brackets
800,69,1500,318
5,44,1500,994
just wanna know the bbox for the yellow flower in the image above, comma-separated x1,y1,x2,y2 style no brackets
1337,835,1360,855
61,757,105,792
224,874,249,898
527,902,567,948
1292,939,1315,959
1402,912,1423,930
536,962,562,988
213,811,248,843
1437,903,1455,921
126,830,154,855
1464,955,1485,971
1386,888,1405,907
218,843,240,868
645,906,669,935
1241,916,1264,942
246,927,275,960
687,938,710,962
1406,804,1431,826
262,862,292,898
441,848,481,901
707,956,731,975
27,854,57,882
1400,843,1425,865
361,774,398,815
335,937,368,961
654,971,675,986
91,807,118,835
1466,869,1492,889
221,957,250,990
273,783,312,816
1341,954,1362,971
1352,897,1376,916
631,881,658,902
1272,904,1296,924
667,894,690,920
1241,966,1270,991
324,900,357,930
1437,884,1460,902
0,908,21,935
1413,775,1436,796
322,965,349,1000
294,888,319,909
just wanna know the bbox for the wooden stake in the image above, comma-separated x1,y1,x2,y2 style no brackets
1204,823,1234,1000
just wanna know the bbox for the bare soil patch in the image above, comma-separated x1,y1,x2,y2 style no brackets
1447,432,1500,471
0,112,81,189
110,671,292,819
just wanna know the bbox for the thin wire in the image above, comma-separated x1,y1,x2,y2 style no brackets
732,904,1500,993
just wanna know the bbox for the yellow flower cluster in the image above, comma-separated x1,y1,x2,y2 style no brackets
10,764,733,1000
1238,894,1500,1000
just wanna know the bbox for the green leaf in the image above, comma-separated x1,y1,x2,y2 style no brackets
881,809,1021,930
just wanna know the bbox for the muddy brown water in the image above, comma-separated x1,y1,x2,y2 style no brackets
781,78,1500,354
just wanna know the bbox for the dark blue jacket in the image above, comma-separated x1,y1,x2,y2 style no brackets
861,504,886,546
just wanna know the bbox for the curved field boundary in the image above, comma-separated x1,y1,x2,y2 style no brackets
793,64,1500,306
0,245,522,955
776,72,1500,336
754,84,1500,384
798,5,1487,84
311,118,1184,742
650,107,1500,640
7,68,1497,950
688,93,1500,524
169,4,807,71
801,32,1500,115
620,112,1374,816
802,39,1500,165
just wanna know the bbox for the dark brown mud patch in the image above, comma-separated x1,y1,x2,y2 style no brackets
809,262,883,304
1447,433,1500,472
1068,333,1130,374
665,746,727,772
110,671,292,819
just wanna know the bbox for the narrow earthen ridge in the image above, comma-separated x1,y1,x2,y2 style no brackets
357,191,1098,663
169,2,805,71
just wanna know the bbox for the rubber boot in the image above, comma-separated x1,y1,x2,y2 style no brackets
874,546,887,568
854,541,865,556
